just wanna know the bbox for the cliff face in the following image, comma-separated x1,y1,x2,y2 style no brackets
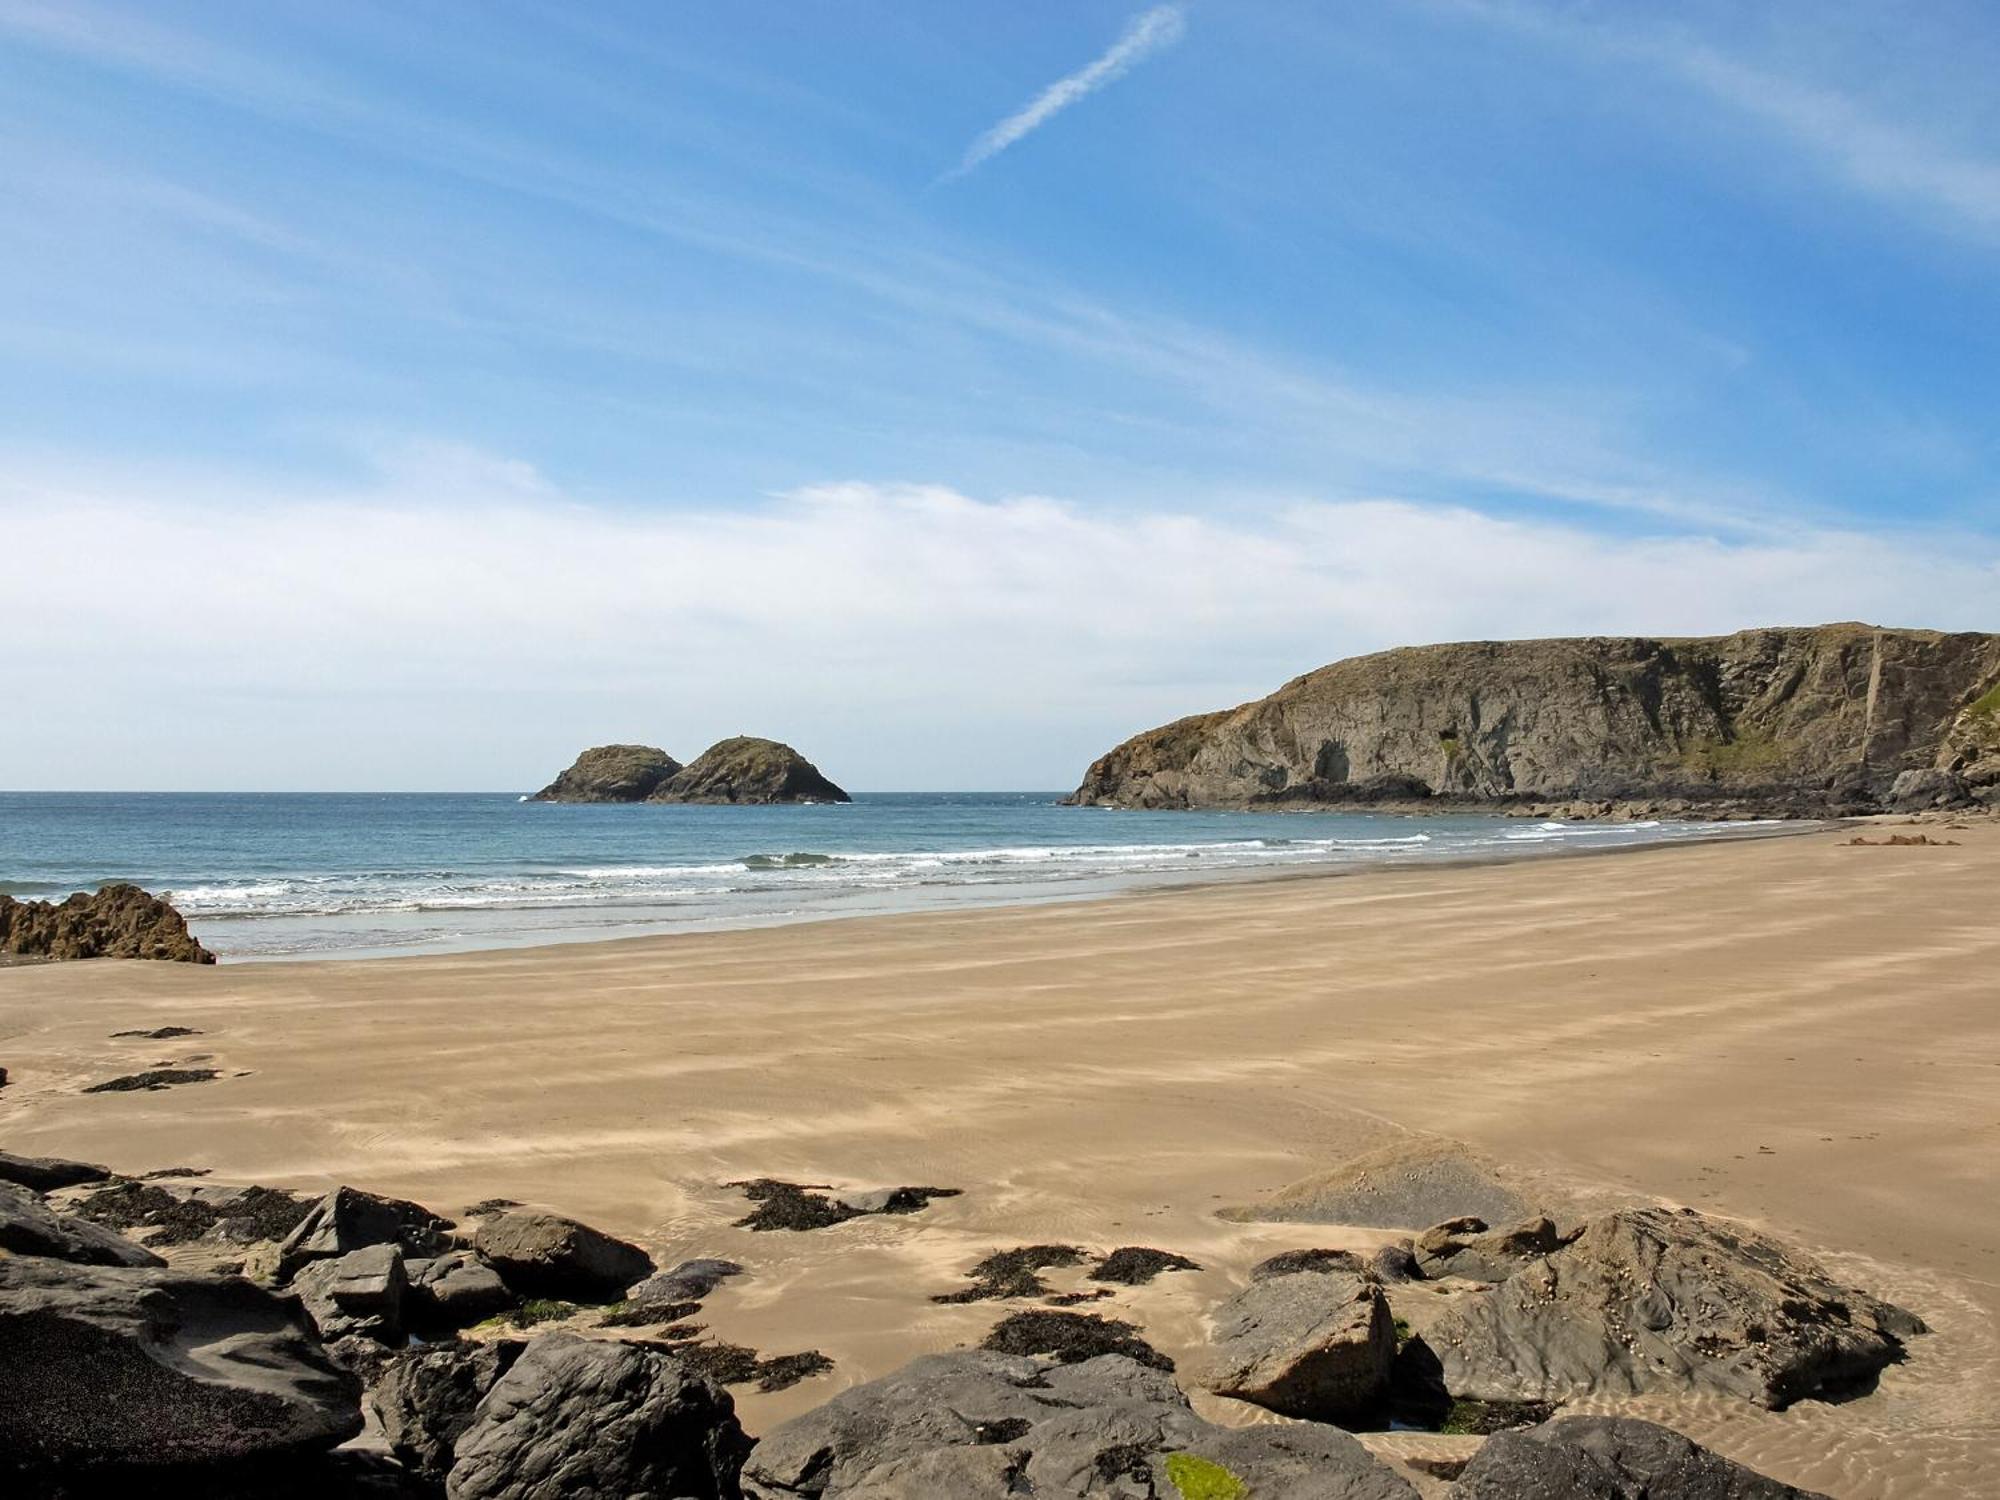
1067,625,2000,816
532,738,849,804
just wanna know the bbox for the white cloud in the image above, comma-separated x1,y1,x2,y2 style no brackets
946,5,1187,180
1,452,1993,790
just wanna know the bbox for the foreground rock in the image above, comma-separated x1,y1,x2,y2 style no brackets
530,744,684,802
1452,1415,1830,1498
293,1242,408,1343
0,1149,112,1192
1199,1269,1394,1421
278,1185,454,1279
407,1249,516,1328
742,1350,1416,1499
652,737,850,804
1429,1207,1924,1409
373,1338,527,1483
0,882,215,963
447,1332,749,1500
0,1256,362,1469
1416,1213,1575,1282
1067,625,2000,816
472,1209,655,1299
0,1180,165,1267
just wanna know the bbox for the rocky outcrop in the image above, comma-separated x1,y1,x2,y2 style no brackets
1452,1415,1829,1499
1427,1207,1923,1409
471,1209,655,1300
407,1249,515,1328
0,1149,112,1192
1198,1269,1395,1421
531,736,850,804
292,1243,408,1343
0,1256,363,1471
373,1338,526,1483
1068,625,2000,815
741,1350,1417,1499
446,1332,749,1500
0,1180,166,1267
278,1186,454,1280
0,883,215,963
529,744,683,802
1416,1213,1576,1282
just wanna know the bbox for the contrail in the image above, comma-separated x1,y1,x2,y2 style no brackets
945,5,1187,180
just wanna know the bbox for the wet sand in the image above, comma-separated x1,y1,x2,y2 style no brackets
2,821,1996,1497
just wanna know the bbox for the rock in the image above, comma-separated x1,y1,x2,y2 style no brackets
741,1350,1418,1500
530,744,684,802
0,1149,112,1192
292,1243,407,1342
0,1180,165,1267
1199,1269,1395,1421
373,1337,527,1482
0,1256,362,1469
1066,626,2000,816
1220,1141,1530,1229
471,1209,654,1300
0,882,215,962
1368,1242,1422,1283
278,1185,454,1280
446,1331,749,1500
407,1249,516,1327
1452,1415,1831,1498
628,1257,745,1305
1428,1207,1924,1409
1416,1214,1574,1282
1888,767,1971,811
650,737,851,804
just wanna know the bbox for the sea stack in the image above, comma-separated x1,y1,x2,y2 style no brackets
532,737,849,805
1067,624,2000,817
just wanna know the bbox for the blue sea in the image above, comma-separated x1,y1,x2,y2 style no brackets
0,793,1787,961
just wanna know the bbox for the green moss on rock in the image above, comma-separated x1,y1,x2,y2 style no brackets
1163,1453,1248,1500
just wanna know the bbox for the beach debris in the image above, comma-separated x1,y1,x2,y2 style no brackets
1843,833,1959,846
1197,1270,1394,1422
81,1067,221,1093
740,1349,1419,1500
1452,1415,1831,1499
0,1149,111,1192
0,1256,362,1468
372,1337,527,1483
931,1243,1086,1303
472,1208,655,1300
0,883,215,963
727,1176,960,1232
1426,1206,1925,1410
279,1185,454,1279
75,1178,313,1247
446,1332,750,1500
980,1308,1174,1371
1088,1246,1202,1285
0,1180,165,1268
109,1025,204,1039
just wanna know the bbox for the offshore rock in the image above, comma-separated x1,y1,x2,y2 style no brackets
0,883,215,963
1068,625,2000,816
529,744,683,802
651,736,851,804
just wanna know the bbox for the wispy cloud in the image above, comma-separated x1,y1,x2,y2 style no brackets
945,5,1187,181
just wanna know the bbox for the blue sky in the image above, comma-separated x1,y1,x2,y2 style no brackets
1,1,1995,789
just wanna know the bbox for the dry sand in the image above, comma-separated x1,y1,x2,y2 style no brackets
2,822,1996,1497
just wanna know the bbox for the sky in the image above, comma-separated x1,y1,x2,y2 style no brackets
1,0,1995,791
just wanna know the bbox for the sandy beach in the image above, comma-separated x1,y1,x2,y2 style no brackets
3,822,1995,1497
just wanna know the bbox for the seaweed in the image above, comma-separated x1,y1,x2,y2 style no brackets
1088,1247,1201,1285
979,1310,1173,1372
726,1177,959,1232
932,1245,1087,1303
82,1068,220,1094
73,1180,312,1246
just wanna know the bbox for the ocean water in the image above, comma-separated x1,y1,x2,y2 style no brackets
0,792,1788,961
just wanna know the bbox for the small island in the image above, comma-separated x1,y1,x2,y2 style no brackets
530,736,850,805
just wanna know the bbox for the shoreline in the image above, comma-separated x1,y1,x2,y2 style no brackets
3,819,1995,1495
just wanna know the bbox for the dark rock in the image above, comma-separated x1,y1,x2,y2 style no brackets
110,1025,204,1039
648,736,851,804
980,1309,1172,1371
1429,1207,1924,1409
407,1249,515,1328
601,1299,701,1328
529,744,684,803
471,1209,654,1300
1888,768,1971,811
139,1165,212,1180
75,1179,313,1247
292,1243,407,1342
1452,1414,1830,1498
1368,1242,1422,1283
373,1337,526,1482
278,1186,454,1280
0,1149,112,1192
629,1257,745,1305
932,1244,1088,1304
740,1350,1418,1499
1250,1247,1368,1280
730,1177,957,1232
82,1067,221,1093
1416,1213,1575,1282
1199,1269,1394,1422
0,1256,362,1469
0,1180,165,1268
1087,1247,1201,1285
445,1331,749,1500
0,883,214,963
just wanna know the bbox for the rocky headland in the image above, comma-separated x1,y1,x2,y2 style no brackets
532,737,849,804
0,884,214,964
1067,623,2000,817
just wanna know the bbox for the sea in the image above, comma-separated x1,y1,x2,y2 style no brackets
0,792,1791,962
